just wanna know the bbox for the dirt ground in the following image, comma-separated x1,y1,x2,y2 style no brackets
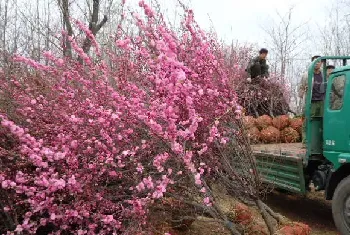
182,188,339,235
264,190,338,235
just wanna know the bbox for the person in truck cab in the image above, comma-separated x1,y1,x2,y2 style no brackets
245,48,269,83
323,64,344,109
299,55,325,143
326,64,335,79
326,65,345,110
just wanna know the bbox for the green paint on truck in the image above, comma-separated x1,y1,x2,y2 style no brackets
253,56,350,234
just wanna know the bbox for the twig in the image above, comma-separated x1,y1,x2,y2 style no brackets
0,200,15,230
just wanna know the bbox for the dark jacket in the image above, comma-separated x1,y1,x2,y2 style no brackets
298,71,326,101
246,56,269,78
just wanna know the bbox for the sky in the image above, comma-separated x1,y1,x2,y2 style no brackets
129,0,334,55
187,0,330,44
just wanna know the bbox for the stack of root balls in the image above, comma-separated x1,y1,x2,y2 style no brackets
243,115,303,144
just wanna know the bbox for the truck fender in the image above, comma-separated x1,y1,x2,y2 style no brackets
325,164,350,200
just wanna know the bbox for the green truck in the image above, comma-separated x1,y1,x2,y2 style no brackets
253,56,350,234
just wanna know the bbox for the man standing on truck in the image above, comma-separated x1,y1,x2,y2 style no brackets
299,55,325,143
246,48,269,83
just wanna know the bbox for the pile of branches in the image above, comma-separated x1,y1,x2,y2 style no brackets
235,77,290,117
220,44,291,118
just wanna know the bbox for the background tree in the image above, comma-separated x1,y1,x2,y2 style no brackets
262,6,310,115
318,0,350,58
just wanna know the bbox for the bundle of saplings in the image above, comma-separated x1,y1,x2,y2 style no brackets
243,115,303,144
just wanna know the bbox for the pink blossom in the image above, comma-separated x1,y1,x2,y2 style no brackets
203,197,211,206
68,175,77,185
171,142,183,153
71,140,78,148
136,182,145,192
109,171,117,177
54,179,66,190
77,230,86,235
116,39,131,49
136,163,144,173
220,138,227,144
143,176,154,189
198,145,208,155
15,225,23,232
1,180,9,189
54,152,66,160
194,173,202,185
56,58,64,66
50,213,56,220
153,153,169,172
102,215,114,224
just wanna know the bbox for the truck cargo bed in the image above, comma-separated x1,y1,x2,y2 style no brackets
252,143,307,194
252,143,306,159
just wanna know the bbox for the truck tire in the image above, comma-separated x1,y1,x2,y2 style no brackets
332,175,350,234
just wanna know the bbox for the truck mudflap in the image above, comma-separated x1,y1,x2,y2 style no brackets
254,150,306,194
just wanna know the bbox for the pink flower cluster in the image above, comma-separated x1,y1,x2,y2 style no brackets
0,2,246,234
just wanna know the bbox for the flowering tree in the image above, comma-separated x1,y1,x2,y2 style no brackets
0,1,285,235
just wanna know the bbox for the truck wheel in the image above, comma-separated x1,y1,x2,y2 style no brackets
332,175,350,234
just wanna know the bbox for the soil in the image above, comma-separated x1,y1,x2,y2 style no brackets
182,188,339,235
264,190,338,235
183,217,231,235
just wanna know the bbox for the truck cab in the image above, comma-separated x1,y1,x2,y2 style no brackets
253,56,350,234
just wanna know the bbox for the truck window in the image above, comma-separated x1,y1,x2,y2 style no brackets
329,75,346,110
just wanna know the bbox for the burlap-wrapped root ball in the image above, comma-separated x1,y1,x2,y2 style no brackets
289,118,303,135
256,115,273,130
260,126,280,143
243,116,256,129
248,126,260,144
272,115,290,130
281,127,300,143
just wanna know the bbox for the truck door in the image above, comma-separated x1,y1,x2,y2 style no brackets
324,73,348,153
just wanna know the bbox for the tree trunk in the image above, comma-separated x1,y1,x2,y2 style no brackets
256,199,275,235
60,0,73,58
77,0,107,64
